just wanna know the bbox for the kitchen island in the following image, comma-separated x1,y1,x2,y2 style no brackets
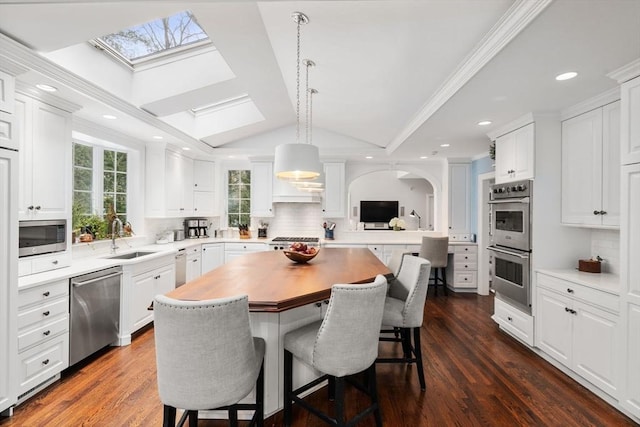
166,247,392,418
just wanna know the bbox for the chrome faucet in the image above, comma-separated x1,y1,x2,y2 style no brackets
111,217,123,254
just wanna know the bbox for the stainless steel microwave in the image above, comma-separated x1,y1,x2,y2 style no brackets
19,219,67,257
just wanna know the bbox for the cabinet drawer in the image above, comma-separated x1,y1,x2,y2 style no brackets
19,279,68,309
18,333,69,395
453,272,477,287
454,253,477,263
186,245,201,255
454,262,477,271
454,245,477,254
18,315,69,351
225,242,266,251
537,273,619,313
18,297,68,330
32,252,71,274
493,298,534,346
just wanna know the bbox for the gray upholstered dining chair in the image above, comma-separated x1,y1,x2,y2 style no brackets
386,248,413,278
283,274,388,427
377,255,431,390
419,236,449,296
153,294,265,427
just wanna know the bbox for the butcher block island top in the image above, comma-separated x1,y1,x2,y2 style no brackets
167,247,392,312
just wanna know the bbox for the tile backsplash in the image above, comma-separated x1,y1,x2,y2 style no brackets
590,229,620,275
255,203,323,238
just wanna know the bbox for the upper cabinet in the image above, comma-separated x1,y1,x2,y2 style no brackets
193,160,216,216
322,162,345,218
561,101,620,228
15,94,71,221
448,162,471,233
0,70,15,114
494,123,534,184
621,76,640,165
250,162,273,217
0,71,17,151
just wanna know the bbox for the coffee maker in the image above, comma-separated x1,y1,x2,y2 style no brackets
184,218,208,239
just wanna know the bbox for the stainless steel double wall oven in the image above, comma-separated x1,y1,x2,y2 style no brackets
488,179,532,314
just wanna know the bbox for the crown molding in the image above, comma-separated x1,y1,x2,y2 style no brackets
607,58,640,84
0,33,212,151
385,0,553,155
560,87,620,121
16,80,82,113
72,116,147,149
487,112,534,140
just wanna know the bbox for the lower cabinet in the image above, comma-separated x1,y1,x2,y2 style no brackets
492,297,534,346
535,273,619,398
186,245,202,282
131,265,174,333
202,243,224,274
224,242,267,264
16,279,69,400
448,244,478,290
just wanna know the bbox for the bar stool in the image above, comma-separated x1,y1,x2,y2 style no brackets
419,236,449,296
283,275,388,427
153,294,265,427
377,255,431,390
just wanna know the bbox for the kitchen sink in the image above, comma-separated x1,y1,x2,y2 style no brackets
106,251,157,260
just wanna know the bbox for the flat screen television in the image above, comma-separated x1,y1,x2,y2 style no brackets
360,201,399,223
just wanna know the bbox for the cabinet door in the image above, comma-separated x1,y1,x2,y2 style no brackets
131,274,155,331
186,255,201,282
621,76,640,165
513,123,535,181
250,162,273,217
561,109,602,226
322,162,345,218
495,131,516,184
601,101,621,226
202,244,224,274
154,266,175,296
0,112,17,151
572,301,619,398
448,163,470,233
193,191,215,216
535,288,572,366
193,160,215,192
15,96,32,220
367,245,384,262
165,151,193,216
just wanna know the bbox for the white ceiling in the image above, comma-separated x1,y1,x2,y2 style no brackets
0,0,639,162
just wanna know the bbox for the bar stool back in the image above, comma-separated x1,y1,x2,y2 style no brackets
419,236,449,295
154,294,265,427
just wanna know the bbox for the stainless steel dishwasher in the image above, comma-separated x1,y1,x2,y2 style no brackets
69,266,122,366
175,248,186,287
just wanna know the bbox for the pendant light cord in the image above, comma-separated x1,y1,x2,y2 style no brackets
295,17,301,144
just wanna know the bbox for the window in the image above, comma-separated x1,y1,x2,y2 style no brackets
95,10,210,66
72,142,128,239
227,170,251,227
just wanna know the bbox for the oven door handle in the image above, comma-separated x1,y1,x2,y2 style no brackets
488,197,530,205
487,246,530,259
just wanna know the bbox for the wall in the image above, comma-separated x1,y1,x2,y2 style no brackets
470,155,494,235
256,203,323,238
590,229,620,275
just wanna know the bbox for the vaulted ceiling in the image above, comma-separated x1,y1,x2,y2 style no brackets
1,0,639,161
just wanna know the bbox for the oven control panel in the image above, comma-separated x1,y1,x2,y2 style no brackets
490,179,532,200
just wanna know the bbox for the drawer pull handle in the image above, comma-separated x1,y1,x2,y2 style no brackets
27,205,34,210
52,260,58,265
43,291,50,297
507,316,513,322
567,288,574,293
43,330,51,336
564,307,577,315
43,311,50,316
593,210,601,215
154,275,161,280
42,359,50,365
35,205,41,210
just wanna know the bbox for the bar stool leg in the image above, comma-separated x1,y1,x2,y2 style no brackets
368,364,383,427
442,267,448,296
284,350,293,427
413,327,426,391
335,377,346,426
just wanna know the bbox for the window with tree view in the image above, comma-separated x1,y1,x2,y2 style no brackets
228,170,250,228
103,150,127,223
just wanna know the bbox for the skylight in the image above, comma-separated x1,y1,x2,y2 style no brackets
97,10,210,65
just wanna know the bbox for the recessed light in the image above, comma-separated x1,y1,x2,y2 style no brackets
420,156,428,159
36,84,57,92
555,71,578,81
182,147,191,151
365,156,373,159
477,120,492,126
440,143,450,148
152,135,163,140
102,114,117,120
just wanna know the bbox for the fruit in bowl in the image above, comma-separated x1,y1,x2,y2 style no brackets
284,243,319,263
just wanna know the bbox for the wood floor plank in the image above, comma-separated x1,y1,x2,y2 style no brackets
1,293,637,426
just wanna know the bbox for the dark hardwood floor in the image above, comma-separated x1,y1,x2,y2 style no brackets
2,292,637,426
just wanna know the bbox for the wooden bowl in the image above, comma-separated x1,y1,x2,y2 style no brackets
283,248,320,263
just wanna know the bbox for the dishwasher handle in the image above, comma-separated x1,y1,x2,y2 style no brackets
72,271,122,287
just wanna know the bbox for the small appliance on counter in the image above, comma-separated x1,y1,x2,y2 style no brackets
174,229,185,241
258,221,268,238
185,218,209,238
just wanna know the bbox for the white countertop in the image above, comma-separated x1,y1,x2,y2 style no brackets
536,269,620,295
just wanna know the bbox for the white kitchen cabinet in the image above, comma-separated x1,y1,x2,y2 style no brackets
448,162,471,234
536,273,619,398
145,146,195,218
193,191,216,216
193,160,215,192
0,113,17,152
131,264,174,333
621,76,640,165
186,245,202,282
619,163,640,418
224,242,267,264
201,243,224,274
447,244,478,290
494,123,534,184
322,162,345,218
561,101,620,227
15,94,71,220
251,162,273,217
367,244,384,262
16,279,69,399
0,70,15,114
492,297,534,346
18,251,71,278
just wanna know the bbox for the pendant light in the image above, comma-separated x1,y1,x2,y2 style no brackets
296,83,325,192
274,12,322,181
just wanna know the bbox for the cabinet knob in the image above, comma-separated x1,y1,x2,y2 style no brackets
52,260,58,265
43,291,50,297
600,210,607,215
194,208,198,211
27,205,34,210
43,330,51,336
567,288,574,293
192,259,198,263
35,205,41,210
195,183,198,187
507,316,513,322
42,359,50,365
593,210,600,215
43,311,50,316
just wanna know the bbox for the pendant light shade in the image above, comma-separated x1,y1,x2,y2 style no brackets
274,143,321,180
